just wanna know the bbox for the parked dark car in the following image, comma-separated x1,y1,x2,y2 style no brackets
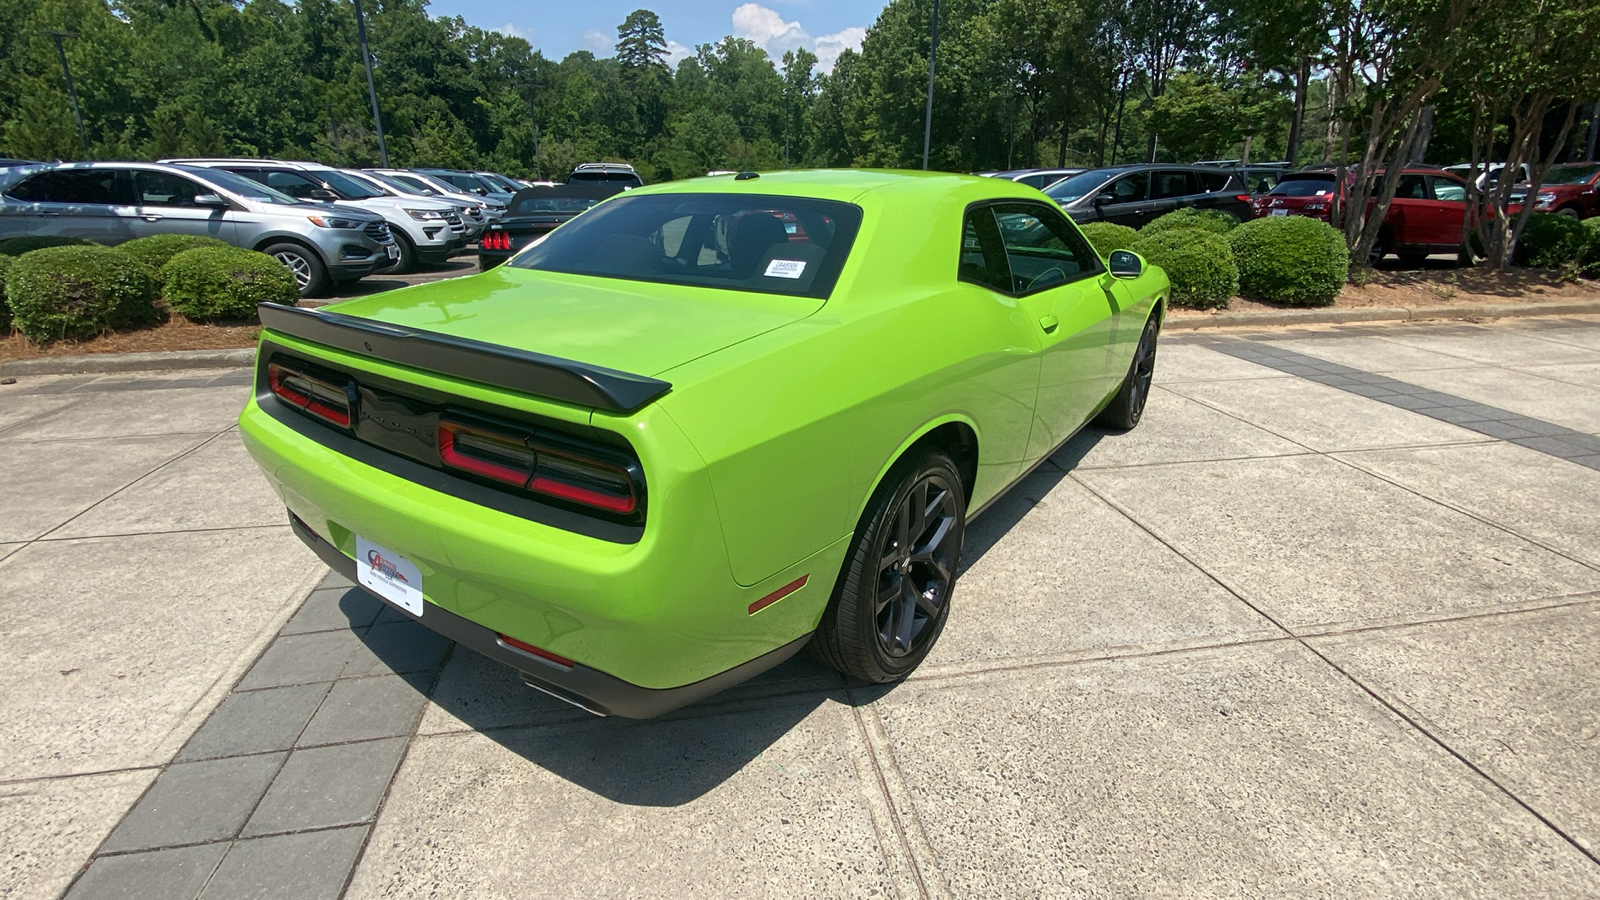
1253,168,1473,264
476,183,624,270
1044,165,1253,227
1507,161,1600,219
567,163,644,189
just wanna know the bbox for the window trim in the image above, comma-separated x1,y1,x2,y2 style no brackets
958,199,1106,298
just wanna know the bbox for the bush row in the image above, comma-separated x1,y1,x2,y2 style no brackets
1515,213,1600,277
1088,208,1348,308
0,237,296,344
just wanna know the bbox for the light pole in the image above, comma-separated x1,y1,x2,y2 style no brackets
38,30,86,153
351,0,389,166
921,0,940,170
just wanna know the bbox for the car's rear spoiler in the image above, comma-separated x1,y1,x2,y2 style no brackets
257,304,671,413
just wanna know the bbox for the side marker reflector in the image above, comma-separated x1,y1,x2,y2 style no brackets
497,633,575,669
748,574,808,615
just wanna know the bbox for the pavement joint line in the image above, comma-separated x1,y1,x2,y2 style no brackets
1066,468,1600,869
1293,592,1600,642
31,429,234,546
845,700,934,900
851,702,953,900
0,394,92,437
30,523,290,543
93,820,373,862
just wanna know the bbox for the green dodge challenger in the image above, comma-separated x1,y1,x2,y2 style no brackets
240,169,1170,717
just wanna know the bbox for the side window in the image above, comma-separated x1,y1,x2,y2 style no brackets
1016,174,1046,190
1395,174,1430,200
6,169,131,204
134,170,208,207
992,202,1098,293
1199,171,1231,192
1152,170,1196,200
263,171,319,199
1430,176,1466,203
958,207,1012,293
1107,172,1149,203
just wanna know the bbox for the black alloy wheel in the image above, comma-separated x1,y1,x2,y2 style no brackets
1096,315,1159,430
811,450,966,683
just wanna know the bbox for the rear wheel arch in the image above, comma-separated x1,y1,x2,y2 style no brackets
859,417,980,526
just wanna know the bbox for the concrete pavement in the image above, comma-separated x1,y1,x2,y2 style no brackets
3,317,1600,897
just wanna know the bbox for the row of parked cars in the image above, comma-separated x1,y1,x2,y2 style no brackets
0,159,630,297
986,158,1600,264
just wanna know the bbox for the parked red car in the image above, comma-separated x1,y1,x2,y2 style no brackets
1252,168,1472,264
1507,161,1600,219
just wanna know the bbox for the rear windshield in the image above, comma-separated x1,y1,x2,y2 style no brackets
509,194,606,216
1269,175,1338,197
510,193,862,299
570,171,642,185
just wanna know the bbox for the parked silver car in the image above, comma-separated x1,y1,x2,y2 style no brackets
0,162,395,297
165,159,462,273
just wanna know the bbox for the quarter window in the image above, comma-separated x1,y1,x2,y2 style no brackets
958,207,1011,293
1429,176,1466,202
1106,172,1149,203
1395,174,1431,200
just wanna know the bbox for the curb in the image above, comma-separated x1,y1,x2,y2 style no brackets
1165,298,1600,331
0,347,255,377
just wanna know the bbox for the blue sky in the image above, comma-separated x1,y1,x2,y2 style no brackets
424,0,882,73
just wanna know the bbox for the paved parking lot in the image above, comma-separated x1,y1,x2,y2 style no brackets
3,316,1600,898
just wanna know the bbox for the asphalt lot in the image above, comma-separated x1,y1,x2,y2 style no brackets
3,316,1600,898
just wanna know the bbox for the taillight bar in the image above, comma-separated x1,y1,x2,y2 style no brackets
481,230,511,251
437,416,640,516
267,362,352,428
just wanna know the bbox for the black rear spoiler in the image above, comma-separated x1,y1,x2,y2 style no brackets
257,304,671,413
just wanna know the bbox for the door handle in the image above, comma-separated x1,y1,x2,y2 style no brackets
141,215,162,222
38,211,60,217
1040,315,1059,334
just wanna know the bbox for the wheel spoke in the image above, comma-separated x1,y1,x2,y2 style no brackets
894,580,917,649
875,574,900,612
914,586,942,617
910,516,953,562
895,498,910,551
909,481,929,543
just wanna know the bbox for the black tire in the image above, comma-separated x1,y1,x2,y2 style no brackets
260,242,330,298
383,233,417,274
810,449,966,683
1095,313,1159,430
1397,249,1430,266
1367,231,1392,266
1555,207,1580,219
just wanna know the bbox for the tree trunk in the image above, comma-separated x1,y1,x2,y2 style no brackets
1146,130,1158,163
1412,105,1434,163
1286,56,1309,168
1240,133,1253,165
1110,76,1127,165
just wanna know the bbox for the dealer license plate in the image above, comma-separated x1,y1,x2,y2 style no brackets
1269,209,1289,217
385,244,400,260
356,536,423,615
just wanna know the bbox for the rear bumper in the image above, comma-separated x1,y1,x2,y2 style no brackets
290,512,809,718
477,249,512,269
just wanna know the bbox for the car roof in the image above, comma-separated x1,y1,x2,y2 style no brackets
620,168,1052,208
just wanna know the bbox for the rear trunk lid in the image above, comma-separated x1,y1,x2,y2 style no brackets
317,264,821,382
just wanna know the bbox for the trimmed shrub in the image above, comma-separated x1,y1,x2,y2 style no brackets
159,246,298,320
1228,216,1348,307
0,235,95,257
1581,219,1600,280
0,255,12,332
1079,222,1139,258
118,234,232,275
7,245,160,343
1515,212,1589,270
1130,227,1238,310
1141,207,1240,236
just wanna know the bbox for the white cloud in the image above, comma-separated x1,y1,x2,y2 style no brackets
665,40,693,66
581,28,613,53
730,4,864,74
813,27,864,74
494,22,536,42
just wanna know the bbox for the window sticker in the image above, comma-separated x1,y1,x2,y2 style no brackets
764,259,807,279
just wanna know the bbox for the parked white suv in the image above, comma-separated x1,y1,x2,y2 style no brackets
366,169,506,223
166,159,463,273
339,169,484,242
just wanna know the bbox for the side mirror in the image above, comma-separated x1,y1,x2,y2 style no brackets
1093,191,1116,206
309,189,339,201
1108,249,1144,279
192,193,228,208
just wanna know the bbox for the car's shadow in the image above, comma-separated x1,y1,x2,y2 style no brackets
331,426,1110,806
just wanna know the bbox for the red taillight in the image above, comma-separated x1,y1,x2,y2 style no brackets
498,633,575,668
267,362,351,428
436,418,639,515
1235,194,1253,203
481,230,511,251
